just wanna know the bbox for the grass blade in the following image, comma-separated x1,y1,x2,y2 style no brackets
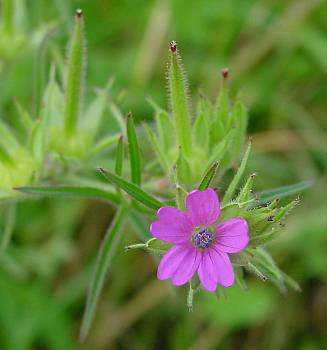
127,112,141,185
99,168,162,210
80,206,127,341
15,185,120,205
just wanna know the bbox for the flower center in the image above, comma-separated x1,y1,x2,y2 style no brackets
193,228,214,249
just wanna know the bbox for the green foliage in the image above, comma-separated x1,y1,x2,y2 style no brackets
99,168,163,210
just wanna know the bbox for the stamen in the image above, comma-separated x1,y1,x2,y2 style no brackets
193,228,214,249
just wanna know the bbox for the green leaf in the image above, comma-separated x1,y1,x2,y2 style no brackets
176,148,191,185
196,95,213,125
99,168,162,210
14,100,34,133
126,112,141,185
115,135,124,176
144,123,170,173
281,271,301,292
176,185,187,210
82,80,112,139
223,142,251,203
64,9,86,137
198,162,219,191
211,69,229,144
108,101,125,132
0,143,14,165
15,185,120,205
41,65,64,125
155,110,175,151
193,112,209,152
168,41,192,156
0,120,19,149
229,101,247,158
80,206,126,341
29,120,44,165
250,247,285,292
0,204,16,254
89,133,120,156
128,210,151,241
256,180,312,205
206,130,234,170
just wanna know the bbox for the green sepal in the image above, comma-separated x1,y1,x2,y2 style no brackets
237,173,256,203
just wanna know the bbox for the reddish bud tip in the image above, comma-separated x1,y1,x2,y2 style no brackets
76,9,83,18
127,111,132,118
221,68,229,79
170,40,177,53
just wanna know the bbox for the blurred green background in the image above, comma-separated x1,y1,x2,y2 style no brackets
0,0,327,349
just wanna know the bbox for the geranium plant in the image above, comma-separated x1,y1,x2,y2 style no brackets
13,11,312,343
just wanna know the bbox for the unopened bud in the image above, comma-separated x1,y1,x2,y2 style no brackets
221,67,229,79
170,40,177,53
75,8,83,18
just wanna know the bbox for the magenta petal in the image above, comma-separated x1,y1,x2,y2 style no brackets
150,206,191,244
186,188,220,227
211,248,234,287
198,251,218,292
171,248,202,286
214,218,249,253
198,249,234,291
157,244,195,282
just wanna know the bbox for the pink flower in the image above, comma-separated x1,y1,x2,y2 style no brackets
150,188,249,292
